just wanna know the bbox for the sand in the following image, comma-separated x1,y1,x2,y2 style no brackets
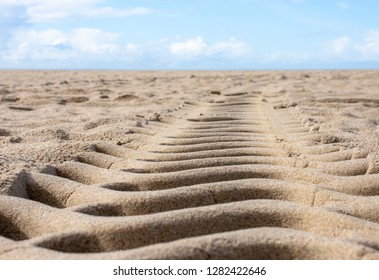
0,70,379,260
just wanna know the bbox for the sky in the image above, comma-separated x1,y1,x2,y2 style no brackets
1,0,379,70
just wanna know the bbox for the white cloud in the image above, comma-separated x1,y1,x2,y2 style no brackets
170,37,207,56
170,37,250,58
1,27,126,62
0,29,252,68
210,38,250,57
330,36,351,54
355,30,379,57
70,28,120,54
0,0,153,22
3,29,69,60
83,7,152,17
322,31,379,62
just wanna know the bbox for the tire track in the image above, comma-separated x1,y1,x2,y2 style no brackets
1,90,379,259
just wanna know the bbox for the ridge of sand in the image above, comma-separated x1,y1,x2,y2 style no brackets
1,70,379,259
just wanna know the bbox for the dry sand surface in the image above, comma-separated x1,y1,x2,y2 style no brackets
1,70,379,259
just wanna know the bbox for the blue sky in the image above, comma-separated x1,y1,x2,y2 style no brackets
1,0,379,69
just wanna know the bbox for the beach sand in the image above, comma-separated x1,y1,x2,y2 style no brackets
1,70,379,259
